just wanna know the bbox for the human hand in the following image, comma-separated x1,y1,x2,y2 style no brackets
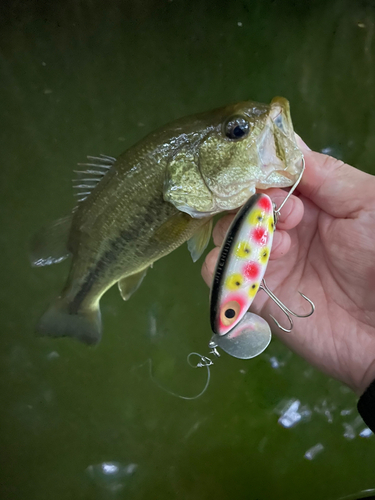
202,137,375,395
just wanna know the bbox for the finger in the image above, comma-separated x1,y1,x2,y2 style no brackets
201,247,220,286
269,230,291,260
296,134,375,217
259,190,304,230
212,215,235,247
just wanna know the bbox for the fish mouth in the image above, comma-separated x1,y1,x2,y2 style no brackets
256,97,303,187
269,97,293,135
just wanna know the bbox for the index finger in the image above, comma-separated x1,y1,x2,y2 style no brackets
296,135,375,217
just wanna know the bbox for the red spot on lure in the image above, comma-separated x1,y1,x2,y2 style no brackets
243,261,261,280
251,226,268,246
258,196,273,212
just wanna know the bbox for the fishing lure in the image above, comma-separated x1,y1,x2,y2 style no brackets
208,192,274,359
208,159,314,360
210,192,275,337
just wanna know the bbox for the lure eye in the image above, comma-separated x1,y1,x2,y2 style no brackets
220,300,241,327
224,115,250,140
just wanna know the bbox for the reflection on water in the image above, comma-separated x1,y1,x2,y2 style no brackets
86,462,138,494
274,387,373,441
46,350,60,360
304,443,324,461
277,399,311,428
1,0,375,499
343,416,367,441
359,428,373,438
314,398,336,423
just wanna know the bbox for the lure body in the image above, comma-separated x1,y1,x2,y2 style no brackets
210,193,274,336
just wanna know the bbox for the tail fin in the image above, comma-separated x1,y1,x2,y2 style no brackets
36,297,102,345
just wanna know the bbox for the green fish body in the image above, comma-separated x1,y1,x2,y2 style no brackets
32,97,303,344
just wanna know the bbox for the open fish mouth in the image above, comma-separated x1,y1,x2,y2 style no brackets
257,97,303,185
269,96,294,134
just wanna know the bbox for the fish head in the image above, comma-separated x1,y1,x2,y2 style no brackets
163,97,303,217
196,96,303,213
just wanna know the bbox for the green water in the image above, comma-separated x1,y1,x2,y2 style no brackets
1,0,375,498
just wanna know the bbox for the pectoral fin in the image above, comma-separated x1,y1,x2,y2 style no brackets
152,211,192,244
118,268,149,301
187,218,213,262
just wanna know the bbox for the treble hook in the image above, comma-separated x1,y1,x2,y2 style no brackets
274,157,305,225
259,279,315,332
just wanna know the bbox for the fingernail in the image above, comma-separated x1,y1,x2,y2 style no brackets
295,133,311,151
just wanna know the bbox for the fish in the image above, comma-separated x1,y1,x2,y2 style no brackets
210,193,274,336
31,97,303,345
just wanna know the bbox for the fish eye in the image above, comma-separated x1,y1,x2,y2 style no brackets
224,115,250,141
220,300,241,327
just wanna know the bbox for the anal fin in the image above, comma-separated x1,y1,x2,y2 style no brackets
118,268,149,301
187,218,213,262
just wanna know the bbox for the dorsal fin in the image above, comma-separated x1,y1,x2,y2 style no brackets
73,154,116,203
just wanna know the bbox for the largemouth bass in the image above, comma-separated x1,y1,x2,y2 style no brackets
32,97,303,345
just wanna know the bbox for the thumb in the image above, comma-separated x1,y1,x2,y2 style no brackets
295,135,375,218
